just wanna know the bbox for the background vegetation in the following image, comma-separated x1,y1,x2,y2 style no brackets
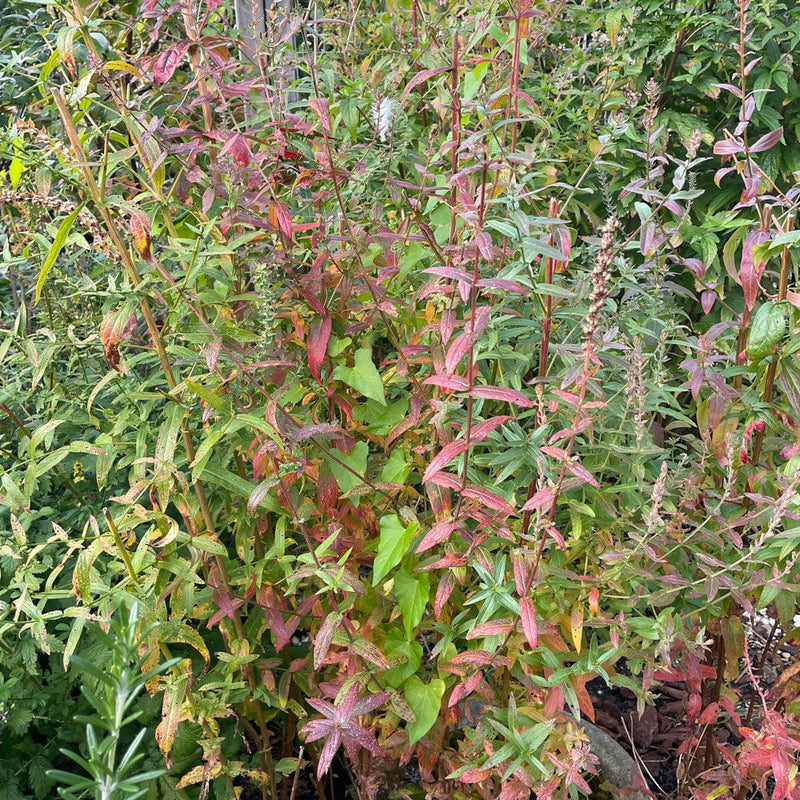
1,0,800,798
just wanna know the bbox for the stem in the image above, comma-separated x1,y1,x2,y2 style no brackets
751,222,793,464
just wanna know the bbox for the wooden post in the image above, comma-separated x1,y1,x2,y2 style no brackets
233,0,293,61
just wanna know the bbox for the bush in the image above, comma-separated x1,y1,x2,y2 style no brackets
1,1,800,799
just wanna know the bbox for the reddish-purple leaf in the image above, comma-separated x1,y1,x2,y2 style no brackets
309,97,331,132
247,478,279,514
402,66,452,99
475,231,495,261
424,266,474,283
223,133,251,166
423,440,471,483
469,305,492,337
714,166,737,186
270,201,293,238
712,83,743,99
565,459,599,488
153,43,190,84
461,484,514,514
314,612,341,670
444,332,473,374
425,471,460,489
434,571,455,619
466,618,515,640
476,278,528,294
417,520,457,552
470,385,534,407
424,374,469,391
520,597,538,650
713,138,744,155
423,418,509,482
749,126,783,153
316,732,341,779
307,315,332,383
469,415,511,443
701,290,716,315
351,690,391,717
448,670,483,708
521,486,555,512
741,229,770,310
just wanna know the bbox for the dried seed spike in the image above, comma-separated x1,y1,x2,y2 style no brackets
582,217,618,346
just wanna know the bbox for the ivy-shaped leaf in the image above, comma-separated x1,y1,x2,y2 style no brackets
324,441,369,496
394,569,430,640
373,515,418,585
333,348,386,405
404,676,445,745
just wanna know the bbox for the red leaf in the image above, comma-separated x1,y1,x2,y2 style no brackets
314,612,341,670
770,749,790,800
424,266,474,283
434,571,455,619
153,43,190,84
461,484,514,514
402,66,452,100
686,692,702,721
469,415,511,443
223,133,251,166
309,97,331,132
307,316,332,383
269,201,293,238
565,459,599,488
455,768,492,784
749,126,783,153
424,375,469,391
417,520,458,552
423,439,471,483
701,290,716,314
698,702,719,725
444,332,473,374
470,385,534,407
475,231,495,261
520,597,538,650
466,618,515,639
476,278,528,294
741,229,770,310
448,670,483,708
787,290,800,309
521,486,555,512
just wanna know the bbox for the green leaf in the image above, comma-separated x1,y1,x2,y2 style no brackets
404,676,445,745
352,398,408,436
333,348,386,405
28,418,66,457
384,629,423,689
191,420,231,480
35,203,83,305
373,514,418,585
380,448,411,484
199,464,280,511
9,157,24,190
323,441,369,495
394,569,430,640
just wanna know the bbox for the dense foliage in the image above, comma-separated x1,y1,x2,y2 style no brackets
2,0,800,798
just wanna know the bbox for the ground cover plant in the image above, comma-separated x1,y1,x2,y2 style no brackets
1,0,800,798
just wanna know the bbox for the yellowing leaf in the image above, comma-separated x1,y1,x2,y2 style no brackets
570,604,584,652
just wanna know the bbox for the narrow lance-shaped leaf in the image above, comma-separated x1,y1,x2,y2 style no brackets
35,203,83,305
